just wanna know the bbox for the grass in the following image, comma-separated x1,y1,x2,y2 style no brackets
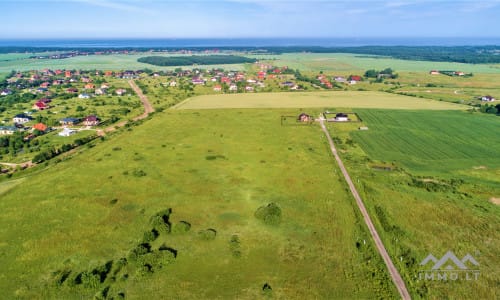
0,109,397,299
174,91,469,110
350,110,500,173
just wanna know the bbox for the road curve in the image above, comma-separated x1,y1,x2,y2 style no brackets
319,118,411,300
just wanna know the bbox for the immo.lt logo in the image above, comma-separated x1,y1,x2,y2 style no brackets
418,250,480,281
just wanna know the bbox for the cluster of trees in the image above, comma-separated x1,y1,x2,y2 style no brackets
137,55,257,66
364,68,398,78
32,135,97,163
479,103,500,115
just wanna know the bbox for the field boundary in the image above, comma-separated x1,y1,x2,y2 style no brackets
319,118,411,300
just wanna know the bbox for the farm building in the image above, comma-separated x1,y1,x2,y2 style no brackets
297,113,312,122
335,113,349,122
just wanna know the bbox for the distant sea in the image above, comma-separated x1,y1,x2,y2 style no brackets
0,37,499,48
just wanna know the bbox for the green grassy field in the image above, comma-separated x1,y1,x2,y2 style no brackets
0,109,397,299
174,91,468,110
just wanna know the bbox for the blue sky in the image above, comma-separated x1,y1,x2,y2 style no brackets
1,0,500,39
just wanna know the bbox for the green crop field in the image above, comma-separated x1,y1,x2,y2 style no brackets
256,53,500,74
0,109,398,299
0,53,246,74
350,110,500,173
325,109,500,299
174,91,468,110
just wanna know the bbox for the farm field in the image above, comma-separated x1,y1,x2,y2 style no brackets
0,109,397,299
174,91,468,110
2,52,499,75
0,53,246,74
258,53,500,74
325,109,500,299
350,110,500,173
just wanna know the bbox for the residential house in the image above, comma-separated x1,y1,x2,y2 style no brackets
221,77,231,84
13,113,34,124
481,95,496,102
169,81,177,87
32,101,48,110
81,76,92,83
0,126,17,135
192,78,205,85
95,88,107,95
115,88,127,96
213,85,222,92
82,115,100,126
349,75,362,82
40,82,50,88
297,113,312,122
59,117,80,126
33,123,48,132
429,70,440,75
1,89,12,96
229,84,238,92
65,70,72,78
84,83,95,89
104,71,113,76
245,86,254,92
66,87,78,93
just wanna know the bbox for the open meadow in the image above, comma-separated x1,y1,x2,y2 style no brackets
0,109,398,299
174,91,468,110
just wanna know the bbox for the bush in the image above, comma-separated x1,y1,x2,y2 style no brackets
142,229,159,243
255,203,282,225
173,221,191,234
198,228,217,240
150,208,172,233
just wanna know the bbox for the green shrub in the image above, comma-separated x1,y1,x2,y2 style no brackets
198,228,217,240
255,203,282,225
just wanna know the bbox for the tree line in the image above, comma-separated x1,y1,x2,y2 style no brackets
137,55,257,66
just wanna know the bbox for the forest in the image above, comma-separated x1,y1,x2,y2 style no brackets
138,55,257,66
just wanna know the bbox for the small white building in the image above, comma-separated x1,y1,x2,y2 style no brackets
59,127,77,137
78,93,91,99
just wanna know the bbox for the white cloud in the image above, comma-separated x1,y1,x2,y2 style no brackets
74,0,157,15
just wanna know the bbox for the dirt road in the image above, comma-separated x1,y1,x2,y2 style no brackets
98,79,155,135
319,118,411,300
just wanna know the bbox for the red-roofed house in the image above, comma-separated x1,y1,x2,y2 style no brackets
33,101,48,110
213,85,222,92
82,115,100,126
33,123,48,132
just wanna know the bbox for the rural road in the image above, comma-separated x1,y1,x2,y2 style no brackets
98,79,155,135
318,118,411,300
